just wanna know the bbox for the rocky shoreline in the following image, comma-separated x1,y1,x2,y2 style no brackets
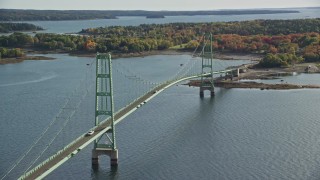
214,81,320,90
187,63,320,90
0,55,55,65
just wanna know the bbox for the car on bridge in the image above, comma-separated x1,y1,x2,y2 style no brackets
86,130,94,136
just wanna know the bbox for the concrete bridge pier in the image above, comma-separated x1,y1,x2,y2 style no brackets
200,90,204,98
92,148,118,166
200,86,214,98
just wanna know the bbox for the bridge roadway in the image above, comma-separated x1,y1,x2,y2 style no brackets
20,70,233,180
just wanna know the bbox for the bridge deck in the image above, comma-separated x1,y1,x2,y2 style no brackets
20,70,234,180
22,82,168,180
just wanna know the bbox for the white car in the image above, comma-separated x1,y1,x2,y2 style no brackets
86,130,94,136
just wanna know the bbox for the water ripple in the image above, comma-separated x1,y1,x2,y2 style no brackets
0,73,57,87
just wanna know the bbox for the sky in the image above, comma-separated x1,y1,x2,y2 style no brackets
1,0,319,10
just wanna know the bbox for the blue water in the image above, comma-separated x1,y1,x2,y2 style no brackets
1,10,320,179
1,54,320,180
6,8,320,34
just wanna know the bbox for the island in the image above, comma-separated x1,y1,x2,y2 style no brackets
0,23,44,33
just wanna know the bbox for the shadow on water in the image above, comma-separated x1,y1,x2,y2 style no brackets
91,161,118,180
198,91,215,119
198,87,231,122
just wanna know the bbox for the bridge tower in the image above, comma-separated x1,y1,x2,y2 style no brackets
200,33,215,97
92,53,118,166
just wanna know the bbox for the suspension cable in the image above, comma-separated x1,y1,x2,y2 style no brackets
171,35,207,80
1,59,95,180
23,84,90,173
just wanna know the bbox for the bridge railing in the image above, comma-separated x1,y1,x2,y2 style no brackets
19,69,236,180
18,127,95,180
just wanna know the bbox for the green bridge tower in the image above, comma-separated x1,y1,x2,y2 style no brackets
200,33,215,97
92,53,118,166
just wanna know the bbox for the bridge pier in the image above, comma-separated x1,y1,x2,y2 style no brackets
200,91,204,98
200,86,214,98
92,148,118,166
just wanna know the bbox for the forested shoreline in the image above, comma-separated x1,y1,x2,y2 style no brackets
1,19,320,67
0,9,299,21
0,23,44,33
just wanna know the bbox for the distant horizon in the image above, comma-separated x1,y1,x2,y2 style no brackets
1,0,320,11
1,6,320,11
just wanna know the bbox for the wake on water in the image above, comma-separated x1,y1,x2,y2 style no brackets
0,73,57,87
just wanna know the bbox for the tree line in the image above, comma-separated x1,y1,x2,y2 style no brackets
81,19,320,36
0,9,115,21
0,47,23,58
0,23,44,33
0,9,299,21
0,19,319,67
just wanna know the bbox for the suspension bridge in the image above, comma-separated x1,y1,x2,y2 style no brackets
1,34,240,180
